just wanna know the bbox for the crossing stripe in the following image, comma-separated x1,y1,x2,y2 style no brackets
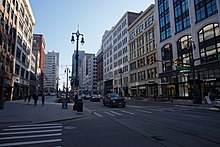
0,139,62,147
0,129,62,135
0,133,62,140
109,111,122,116
93,112,103,117
3,126,62,131
121,110,134,115
9,123,61,128
105,111,115,116
136,109,152,114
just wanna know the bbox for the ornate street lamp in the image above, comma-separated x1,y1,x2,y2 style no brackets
71,28,84,111
71,29,84,89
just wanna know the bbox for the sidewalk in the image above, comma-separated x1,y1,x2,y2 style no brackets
127,97,216,109
0,96,90,125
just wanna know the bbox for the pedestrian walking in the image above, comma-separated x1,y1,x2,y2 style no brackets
28,93,32,105
33,93,38,106
41,93,45,105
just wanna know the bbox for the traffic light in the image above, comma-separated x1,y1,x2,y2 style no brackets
149,56,153,65
174,59,180,66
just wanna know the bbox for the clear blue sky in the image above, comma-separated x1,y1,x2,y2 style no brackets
29,0,154,86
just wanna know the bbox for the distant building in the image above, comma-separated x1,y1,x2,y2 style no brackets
82,53,96,92
128,4,158,97
44,51,59,93
96,47,104,94
32,34,46,93
102,11,141,95
71,50,85,89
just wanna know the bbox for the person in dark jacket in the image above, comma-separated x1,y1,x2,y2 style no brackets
33,93,38,106
41,93,45,105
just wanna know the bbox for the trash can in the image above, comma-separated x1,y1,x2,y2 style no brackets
62,99,68,109
77,101,83,112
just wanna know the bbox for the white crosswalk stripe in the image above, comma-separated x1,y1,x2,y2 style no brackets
93,112,103,117
0,123,62,147
120,110,134,115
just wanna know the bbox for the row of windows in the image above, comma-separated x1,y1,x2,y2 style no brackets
129,15,154,41
130,68,157,83
159,0,218,42
161,23,220,72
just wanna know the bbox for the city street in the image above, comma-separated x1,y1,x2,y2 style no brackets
0,97,220,147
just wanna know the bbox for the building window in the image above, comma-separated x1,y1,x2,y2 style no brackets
198,23,220,64
158,0,172,41
16,47,21,60
177,35,192,66
161,44,173,71
15,63,20,75
195,0,218,23
174,0,190,33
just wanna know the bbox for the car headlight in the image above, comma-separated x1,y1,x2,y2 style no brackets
112,100,115,102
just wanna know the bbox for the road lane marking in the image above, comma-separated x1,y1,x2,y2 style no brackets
3,126,62,131
150,108,163,111
9,123,61,128
136,109,152,114
0,129,62,135
121,110,134,115
0,133,62,140
109,111,122,116
93,112,103,117
0,139,62,147
105,112,115,116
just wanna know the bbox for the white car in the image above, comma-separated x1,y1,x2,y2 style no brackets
214,99,220,109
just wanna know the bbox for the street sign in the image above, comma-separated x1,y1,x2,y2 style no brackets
177,66,191,71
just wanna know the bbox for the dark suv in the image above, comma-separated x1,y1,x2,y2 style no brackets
103,93,126,108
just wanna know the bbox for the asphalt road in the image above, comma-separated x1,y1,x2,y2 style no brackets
0,99,220,147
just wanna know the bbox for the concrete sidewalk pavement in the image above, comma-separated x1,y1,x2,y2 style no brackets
0,96,90,125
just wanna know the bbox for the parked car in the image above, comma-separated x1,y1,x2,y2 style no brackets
84,94,91,100
214,98,220,109
90,94,100,102
81,94,86,99
103,93,126,108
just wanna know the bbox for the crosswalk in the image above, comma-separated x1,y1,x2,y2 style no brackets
92,106,191,117
0,123,62,147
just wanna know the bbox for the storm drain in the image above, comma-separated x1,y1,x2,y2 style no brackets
150,136,164,141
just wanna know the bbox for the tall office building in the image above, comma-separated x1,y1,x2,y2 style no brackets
71,50,85,89
155,0,220,102
32,34,46,93
82,53,95,92
44,51,59,93
102,11,141,95
128,4,158,97
3,0,35,100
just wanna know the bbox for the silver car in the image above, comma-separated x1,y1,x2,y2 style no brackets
214,99,220,109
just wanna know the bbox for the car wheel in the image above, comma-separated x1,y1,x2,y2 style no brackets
103,101,106,106
110,103,113,108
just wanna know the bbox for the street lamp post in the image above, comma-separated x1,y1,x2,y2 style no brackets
71,28,84,111
119,68,123,96
71,29,84,90
65,67,70,99
189,40,201,104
